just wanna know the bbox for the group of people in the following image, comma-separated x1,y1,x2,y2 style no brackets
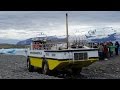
93,41,120,60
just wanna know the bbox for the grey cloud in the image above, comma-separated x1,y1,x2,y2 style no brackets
67,11,120,25
0,11,120,30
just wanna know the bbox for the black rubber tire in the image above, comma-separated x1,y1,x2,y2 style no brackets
72,68,82,75
42,60,49,75
27,57,34,72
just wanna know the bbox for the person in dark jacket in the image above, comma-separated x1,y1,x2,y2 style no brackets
98,43,104,60
115,41,120,55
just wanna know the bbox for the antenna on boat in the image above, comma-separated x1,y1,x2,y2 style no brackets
66,13,69,49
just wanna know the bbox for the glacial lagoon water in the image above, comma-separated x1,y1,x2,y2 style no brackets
0,48,28,56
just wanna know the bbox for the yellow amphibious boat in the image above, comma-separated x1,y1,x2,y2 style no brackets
27,13,99,75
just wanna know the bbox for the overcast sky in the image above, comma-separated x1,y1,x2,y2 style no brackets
0,11,120,40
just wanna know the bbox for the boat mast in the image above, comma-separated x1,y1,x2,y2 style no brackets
66,13,69,49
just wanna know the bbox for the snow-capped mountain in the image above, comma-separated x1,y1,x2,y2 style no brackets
85,27,120,42
16,36,66,45
66,27,120,43
16,27,120,45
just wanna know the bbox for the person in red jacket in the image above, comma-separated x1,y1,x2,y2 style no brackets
103,42,109,60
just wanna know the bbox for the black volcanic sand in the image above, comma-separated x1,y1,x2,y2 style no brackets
0,55,60,79
0,54,120,79
82,55,120,79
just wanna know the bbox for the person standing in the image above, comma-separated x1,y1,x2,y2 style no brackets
115,41,120,55
98,43,104,60
108,42,116,57
103,43,108,60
